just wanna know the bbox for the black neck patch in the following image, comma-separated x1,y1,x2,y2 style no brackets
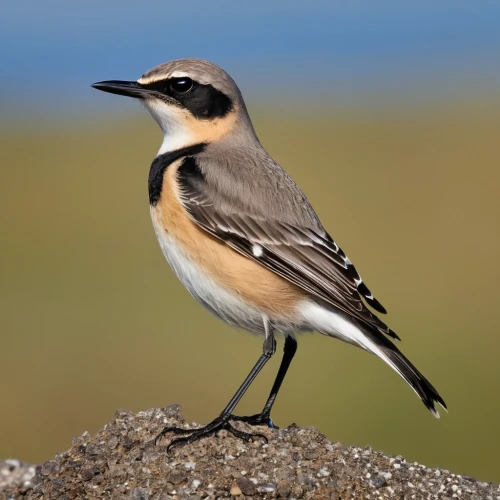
177,155,205,197
140,79,233,120
148,143,207,206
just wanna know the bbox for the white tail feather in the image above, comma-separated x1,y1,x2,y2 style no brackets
298,301,441,417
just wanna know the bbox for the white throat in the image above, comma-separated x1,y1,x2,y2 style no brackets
144,99,194,155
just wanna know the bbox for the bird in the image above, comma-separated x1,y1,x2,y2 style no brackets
92,58,446,450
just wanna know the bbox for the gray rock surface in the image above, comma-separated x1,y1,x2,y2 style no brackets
1,405,498,499
0,460,36,494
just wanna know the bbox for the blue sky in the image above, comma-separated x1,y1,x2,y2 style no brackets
2,1,500,115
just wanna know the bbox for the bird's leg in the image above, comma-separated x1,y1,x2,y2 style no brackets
230,335,297,429
155,328,276,452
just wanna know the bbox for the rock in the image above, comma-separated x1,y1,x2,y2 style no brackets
0,460,36,491
1,405,499,499
236,477,257,496
369,475,387,488
167,469,188,485
303,450,319,460
229,484,242,496
40,461,59,477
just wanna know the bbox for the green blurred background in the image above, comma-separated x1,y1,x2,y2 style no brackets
1,1,500,485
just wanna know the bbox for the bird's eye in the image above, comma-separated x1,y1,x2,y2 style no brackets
170,78,194,94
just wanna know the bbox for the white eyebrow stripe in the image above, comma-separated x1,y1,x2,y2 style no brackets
170,71,191,78
137,71,190,85
137,76,155,85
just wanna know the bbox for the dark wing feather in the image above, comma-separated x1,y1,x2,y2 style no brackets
177,159,399,340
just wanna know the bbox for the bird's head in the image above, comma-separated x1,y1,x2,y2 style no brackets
92,58,255,154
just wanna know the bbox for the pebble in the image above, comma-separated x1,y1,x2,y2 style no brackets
370,476,388,489
41,461,59,476
2,406,498,500
5,459,20,469
318,467,330,477
257,482,277,493
304,450,319,460
168,470,188,485
236,477,257,495
230,485,242,496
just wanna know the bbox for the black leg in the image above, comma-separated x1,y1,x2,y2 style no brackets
232,335,297,428
156,330,276,451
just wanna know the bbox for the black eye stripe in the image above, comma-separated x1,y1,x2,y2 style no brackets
140,77,233,120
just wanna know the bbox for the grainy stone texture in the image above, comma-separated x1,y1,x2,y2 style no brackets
1,405,499,499
0,460,36,493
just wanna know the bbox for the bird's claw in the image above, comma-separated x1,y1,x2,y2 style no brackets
155,415,269,452
230,412,278,429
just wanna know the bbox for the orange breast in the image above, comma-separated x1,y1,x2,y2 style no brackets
151,162,306,318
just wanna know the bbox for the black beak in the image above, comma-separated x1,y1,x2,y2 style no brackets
91,80,152,98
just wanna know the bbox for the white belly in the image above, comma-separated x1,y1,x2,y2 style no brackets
151,210,270,335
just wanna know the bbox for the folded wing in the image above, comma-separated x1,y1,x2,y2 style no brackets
177,157,399,340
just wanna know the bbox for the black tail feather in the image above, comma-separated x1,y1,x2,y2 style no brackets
359,324,447,416
382,343,447,416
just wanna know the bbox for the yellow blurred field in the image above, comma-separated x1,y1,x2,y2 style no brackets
1,101,499,482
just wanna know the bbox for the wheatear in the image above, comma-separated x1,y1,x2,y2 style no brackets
92,58,446,450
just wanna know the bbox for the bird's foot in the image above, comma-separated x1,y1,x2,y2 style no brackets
230,412,278,429
155,415,268,452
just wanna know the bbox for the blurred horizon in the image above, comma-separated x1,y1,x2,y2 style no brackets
1,1,500,487
2,2,500,116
